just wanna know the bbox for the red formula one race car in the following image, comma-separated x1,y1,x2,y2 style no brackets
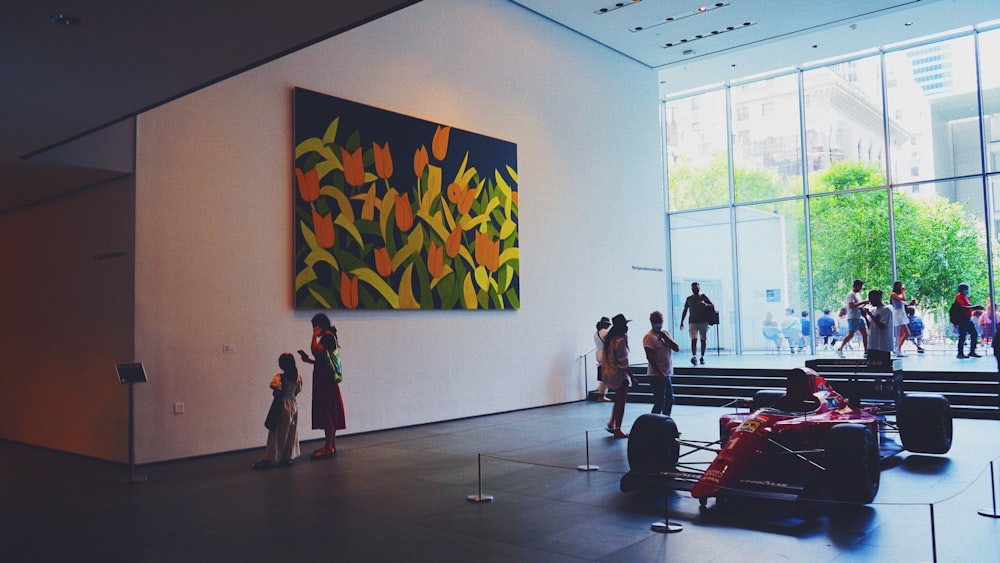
620,367,952,508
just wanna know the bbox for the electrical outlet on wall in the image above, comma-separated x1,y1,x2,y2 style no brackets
223,344,237,354
174,402,185,415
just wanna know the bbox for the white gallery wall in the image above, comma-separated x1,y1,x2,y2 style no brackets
131,0,664,463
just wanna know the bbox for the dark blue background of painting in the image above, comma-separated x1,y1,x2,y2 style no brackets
293,87,517,192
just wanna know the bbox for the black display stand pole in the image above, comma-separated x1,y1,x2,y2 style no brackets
127,381,147,483
116,363,148,483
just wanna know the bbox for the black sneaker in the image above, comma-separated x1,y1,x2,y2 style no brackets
699,357,705,365
690,356,697,366
957,353,967,359
970,351,982,358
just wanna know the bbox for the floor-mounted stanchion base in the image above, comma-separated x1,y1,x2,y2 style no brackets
577,464,599,471
978,510,1000,519
467,494,494,502
650,521,683,533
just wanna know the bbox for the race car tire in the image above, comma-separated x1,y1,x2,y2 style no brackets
825,423,880,504
752,390,784,410
627,414,680,473
898,393,953,454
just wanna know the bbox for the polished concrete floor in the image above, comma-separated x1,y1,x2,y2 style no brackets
3,401,1000,562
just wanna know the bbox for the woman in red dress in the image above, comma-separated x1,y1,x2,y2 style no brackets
298,313,345,458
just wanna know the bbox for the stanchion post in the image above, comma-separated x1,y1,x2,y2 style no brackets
650,483,682,533
929,503,937,563
979,460,1000,518
466,453,494,503
577,430,599,471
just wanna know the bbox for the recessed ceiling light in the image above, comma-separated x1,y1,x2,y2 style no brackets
50,13,81,26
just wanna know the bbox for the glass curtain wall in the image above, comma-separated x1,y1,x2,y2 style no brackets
664,22,1000,362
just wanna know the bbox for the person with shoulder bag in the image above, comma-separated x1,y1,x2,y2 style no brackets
601,314,638,439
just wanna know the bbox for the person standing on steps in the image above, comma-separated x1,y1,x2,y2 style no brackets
890,280,916,357
643,310,680,416
593,316,612,402
953,282,985,359
836,279,869,357
679,282,715,366
601,314,638,439
860,289,893,366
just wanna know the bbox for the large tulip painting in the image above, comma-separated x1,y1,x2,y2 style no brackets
293,88,519,310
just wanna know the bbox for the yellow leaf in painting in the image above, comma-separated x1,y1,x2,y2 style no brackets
352,184,379,221
462,273,478,309
354,268,400,308
483,196,499,217
499,219,516,240
295,138,335,164
307,288,333,309
474,265,490,292
295,266,318,291
432,125,451,161
426,165,442,207
428,265,453,290
398,264,420,309
334,214,364,248
322,117,340,145
392,224,424,269
301,221,339,271
380,188,396,241
324,185,356,223
417,208,448,243
499,247,519,266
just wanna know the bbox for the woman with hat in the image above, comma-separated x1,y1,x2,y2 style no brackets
601,313,638,438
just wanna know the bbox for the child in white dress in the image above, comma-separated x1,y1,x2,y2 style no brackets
252,353,302,469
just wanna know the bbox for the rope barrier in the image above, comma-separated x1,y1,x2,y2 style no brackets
465,427,1000,558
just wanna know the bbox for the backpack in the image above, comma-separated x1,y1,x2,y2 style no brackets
326,347,343,383
948,300,966,325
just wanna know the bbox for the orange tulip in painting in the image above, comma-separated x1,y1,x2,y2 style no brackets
413,145,429,179
475,231,500,273
312,209,335,249
373,142,393,180
295,167,320,202
394,193,414,232
340,271,359,309
446,225,463,259
447,182,476,215
432,125,451,161
427,241,444,279
341,147,366,187
374,247,392,277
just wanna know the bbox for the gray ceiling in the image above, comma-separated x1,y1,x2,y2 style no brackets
2,0,996,215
